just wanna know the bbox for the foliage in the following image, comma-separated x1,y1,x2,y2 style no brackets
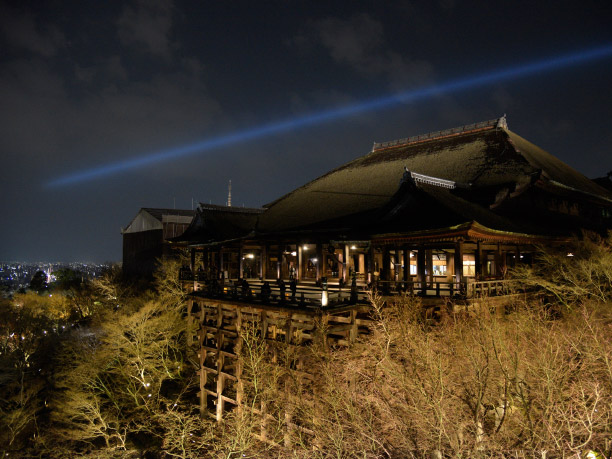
3,245,612,457
154,250,190,309
271,295,612,457
49,300,193,452
12,291,72,321
0,296,65,452
92,264,132,308
512,232,612,308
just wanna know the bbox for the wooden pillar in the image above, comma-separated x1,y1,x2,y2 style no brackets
316,242,323,280
261,244,267,279
337,244,344,282
454,241,464,284
417,247,426,295
367,246,375,283
190,248,197,293
238,243,244,279
393,246,400,281
277,245,282,279
344,244,350,283
445,250,454,282
215,304,224,421
199,327,206,418
425,249,433,286
235,309,243,410
403,247,409,283
475,241,483,279
382,248,391,282
416,247,426,283
495,243,503,277
297,244,303,281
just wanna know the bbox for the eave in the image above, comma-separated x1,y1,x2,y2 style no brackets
371,221,569,245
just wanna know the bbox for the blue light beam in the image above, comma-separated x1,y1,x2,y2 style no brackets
47,43,612,187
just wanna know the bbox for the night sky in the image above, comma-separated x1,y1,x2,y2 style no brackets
2,0,612,263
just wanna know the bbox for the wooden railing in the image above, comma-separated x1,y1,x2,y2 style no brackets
373,279,514,298
180,269,516,307
466,279,513,297
373,280,463,296
187,276,367,309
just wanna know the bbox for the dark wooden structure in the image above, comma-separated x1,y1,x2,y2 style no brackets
174,116,612,422
122,208,194,278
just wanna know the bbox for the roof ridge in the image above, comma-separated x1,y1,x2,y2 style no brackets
198,203,264,213
372,115,507,152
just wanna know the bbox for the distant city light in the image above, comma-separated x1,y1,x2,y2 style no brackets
45,43,612,187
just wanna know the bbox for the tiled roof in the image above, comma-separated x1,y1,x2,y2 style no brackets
255,119,612,236
174,204,264,245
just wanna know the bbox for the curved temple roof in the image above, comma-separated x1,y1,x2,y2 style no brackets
256,117,612,236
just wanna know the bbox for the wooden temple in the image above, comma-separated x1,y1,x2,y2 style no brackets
173,116,612,422
122,207,195,278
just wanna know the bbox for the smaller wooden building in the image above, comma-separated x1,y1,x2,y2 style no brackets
122,208,195,278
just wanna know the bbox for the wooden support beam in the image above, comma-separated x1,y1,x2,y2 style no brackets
261,244,267,279
367,246,374,284
344,244,350,283
454,241,464,286
239,242,244,279
382,248,391,282
497,243,505,277
425,249,433,286
403,247,409,283
297,244,303,281
475,241,483,279
417,247,426,295
316,242,323,280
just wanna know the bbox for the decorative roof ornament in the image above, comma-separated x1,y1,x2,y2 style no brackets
402,167,457,189
496,114,508,129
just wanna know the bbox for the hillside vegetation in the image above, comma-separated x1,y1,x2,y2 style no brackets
1,237,611,458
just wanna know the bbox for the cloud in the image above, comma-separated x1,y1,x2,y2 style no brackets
298,13,434,90
117,0,175,59
0,54,221,179
0,4,66,57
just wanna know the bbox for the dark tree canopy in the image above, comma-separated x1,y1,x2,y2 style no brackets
29,270,48,293
53,268,84,291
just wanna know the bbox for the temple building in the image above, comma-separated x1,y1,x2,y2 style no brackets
177,116,612,297
122,208,195,278
170,116,612,422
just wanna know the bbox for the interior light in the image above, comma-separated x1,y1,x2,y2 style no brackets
350,245,357,250
291,251,297,256
303,245,309,250
567,252,574,257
